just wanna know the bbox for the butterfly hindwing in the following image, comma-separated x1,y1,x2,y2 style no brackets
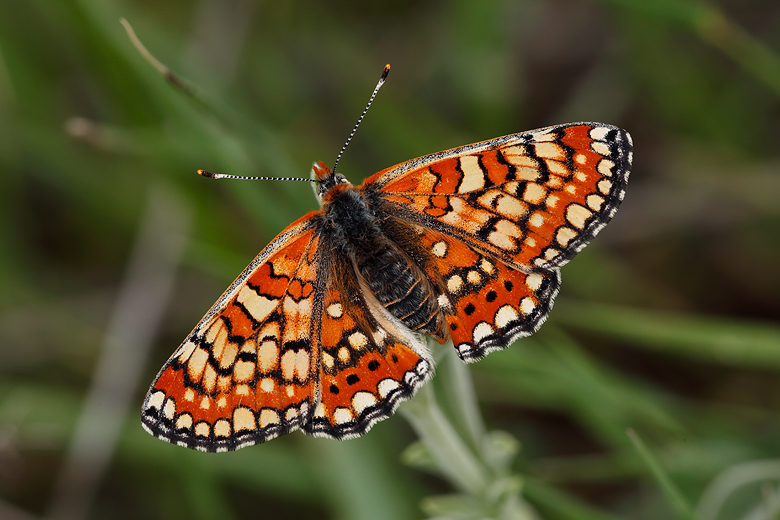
419,230,560,361
304,252,433,438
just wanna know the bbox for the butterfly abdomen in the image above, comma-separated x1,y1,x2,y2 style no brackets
322,186,446,340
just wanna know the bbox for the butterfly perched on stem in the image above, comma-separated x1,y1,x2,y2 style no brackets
142,65,632,452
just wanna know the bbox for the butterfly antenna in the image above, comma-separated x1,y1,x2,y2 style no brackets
197,170,320,184
332,64,390,174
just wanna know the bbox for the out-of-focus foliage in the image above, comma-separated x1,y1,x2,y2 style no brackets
1,1,780,519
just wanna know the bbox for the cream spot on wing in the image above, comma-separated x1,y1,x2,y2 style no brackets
597,158,614,176
163,398,176,420
447,274,464,294
286,385,294,397
373,328,387,345
544,248,559,260
556,226,577,247
524,237,537,249
259,409,280,428
348,332,368,350
473,322,495,343
147,391,165,410
338,347,350,363
236,384,250,396
488,230,514,250
503,147,540,173
260,377,275,393
495,305,520,328
477,190,501,208
432,241,448,258
217,375,232,393
184,388,196,402
523,183,547,205
566,204,592,229
257,340,279,373
327,302,343,319
334,407,353,425
177,341,197,361
202,365,217,393
589,126,609,140
214,419,231,437
176,413,192,431
547,175,563,188
574,170,588,182
233,407,255,431
520,297,536,314
591,140,611,155
467,270,482,284
565,184,577,194
322,352,335,369
205,321,222,345
546,193,560,209
533,130,556,142
352,391,378,414
217,395,228,408
526,273,543,291
457,155,485,193
187,347,209,381
294,350,309,380
587,194,605,211
598,179,613,194
534,142,566,161
236,286,277,322
313,402,326,418
218,343,239,370
495,194,528,219
199,396,210,410
281,350,296,381
234,360,255,382
285,407,299,422
194,422,210,437
377,378,400,398
546,160,568,177
574,153,588,165
529,212,545,228
480,258,495,274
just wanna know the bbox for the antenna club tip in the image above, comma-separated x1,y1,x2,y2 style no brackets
381,64,391,79
197,169,218,178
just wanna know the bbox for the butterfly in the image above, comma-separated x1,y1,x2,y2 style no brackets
141,100,631,453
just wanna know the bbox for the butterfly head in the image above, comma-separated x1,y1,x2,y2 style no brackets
311,160,351,206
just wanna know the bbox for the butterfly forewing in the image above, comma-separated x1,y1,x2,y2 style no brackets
367,123,631,271
142,216,323,452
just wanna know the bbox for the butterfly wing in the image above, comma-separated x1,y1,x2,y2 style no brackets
303,251,432,439
142,214,324,452
364,122,631,271
362,122,631,361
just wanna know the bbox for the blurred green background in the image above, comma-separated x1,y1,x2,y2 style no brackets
2,0,780,519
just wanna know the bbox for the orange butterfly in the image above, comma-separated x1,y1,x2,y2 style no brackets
142,69,631,452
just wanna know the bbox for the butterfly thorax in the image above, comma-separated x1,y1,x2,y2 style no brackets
320,176,448,342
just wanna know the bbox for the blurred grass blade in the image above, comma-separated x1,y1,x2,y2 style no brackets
120,18,195,97
627,429,700,520
556,300,780,368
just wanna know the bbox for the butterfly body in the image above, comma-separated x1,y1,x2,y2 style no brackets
142,122,631,451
